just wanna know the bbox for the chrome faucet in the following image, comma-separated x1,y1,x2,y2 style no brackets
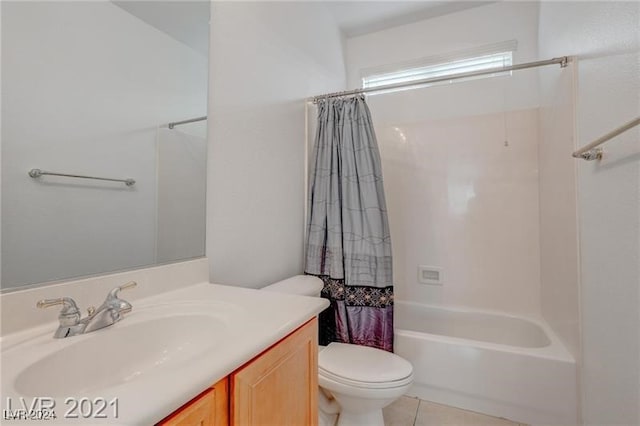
37,281,137,338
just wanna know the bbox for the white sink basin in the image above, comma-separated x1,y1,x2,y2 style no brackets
3,301,239,399
15,314,224,397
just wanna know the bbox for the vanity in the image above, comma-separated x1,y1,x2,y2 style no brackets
159,318,317,426
0,266,328,425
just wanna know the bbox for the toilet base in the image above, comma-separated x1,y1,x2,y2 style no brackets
336,408,384,426
319,409,338,426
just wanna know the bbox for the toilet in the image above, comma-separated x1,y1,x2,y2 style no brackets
263,276,414,426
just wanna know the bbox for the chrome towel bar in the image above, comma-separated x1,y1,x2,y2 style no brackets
167,115,207,129
28,169,136,186
573,116,640,161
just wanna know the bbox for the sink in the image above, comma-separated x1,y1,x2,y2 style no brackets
7,303,236,397
0,282,329,425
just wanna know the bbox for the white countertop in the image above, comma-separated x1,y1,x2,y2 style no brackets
0,282,329,425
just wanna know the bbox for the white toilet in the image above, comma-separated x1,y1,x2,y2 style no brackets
263,276,414,426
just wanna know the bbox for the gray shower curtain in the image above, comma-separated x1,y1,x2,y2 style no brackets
305,95,394,352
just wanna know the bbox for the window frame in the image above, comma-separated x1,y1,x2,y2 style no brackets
360,43,517,94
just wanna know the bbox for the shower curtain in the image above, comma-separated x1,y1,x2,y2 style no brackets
305,95,394,352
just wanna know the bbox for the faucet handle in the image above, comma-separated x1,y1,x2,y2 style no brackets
37,297,79,313
37,297,81,326
108,281,137,299
119,281,137,291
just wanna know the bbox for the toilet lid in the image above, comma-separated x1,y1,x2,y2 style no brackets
318,343,413,385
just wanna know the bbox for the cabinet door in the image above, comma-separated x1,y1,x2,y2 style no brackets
159,378,229,426
231,318,318,426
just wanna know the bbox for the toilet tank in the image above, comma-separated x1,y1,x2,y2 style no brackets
262,275,324,297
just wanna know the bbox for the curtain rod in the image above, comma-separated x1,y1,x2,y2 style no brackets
167,115,207,129
309,56,570,103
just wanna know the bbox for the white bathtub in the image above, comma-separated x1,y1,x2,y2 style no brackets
394,301,577,425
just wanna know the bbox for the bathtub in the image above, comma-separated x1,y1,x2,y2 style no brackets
394,301,577,425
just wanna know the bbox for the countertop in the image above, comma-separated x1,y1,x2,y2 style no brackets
0,282,329,425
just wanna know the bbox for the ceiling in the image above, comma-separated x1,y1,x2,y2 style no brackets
113,1,209,56
111,1,495,53
324,1,496,37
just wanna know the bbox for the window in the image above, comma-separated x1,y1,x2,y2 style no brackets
361,51,513,92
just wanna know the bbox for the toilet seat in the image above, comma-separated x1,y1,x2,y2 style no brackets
318,343,413,390
319,369,414,389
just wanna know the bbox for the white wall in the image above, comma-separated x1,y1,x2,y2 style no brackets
345,1,540,91
539,2,640,424
343,2,545,315
344,2,541,127
207,2,346,288
1,2,207,289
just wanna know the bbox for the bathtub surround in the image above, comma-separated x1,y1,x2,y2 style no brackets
537,62,580,358
373,106,543,315
305,96,394,352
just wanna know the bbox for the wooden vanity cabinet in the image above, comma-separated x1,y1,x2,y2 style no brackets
158,379,228,426
231,317,318,426
158,318,318,426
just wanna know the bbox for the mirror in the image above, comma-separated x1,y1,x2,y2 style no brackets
1,1,210,291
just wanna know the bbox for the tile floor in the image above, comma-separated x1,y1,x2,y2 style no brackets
383,396,526,426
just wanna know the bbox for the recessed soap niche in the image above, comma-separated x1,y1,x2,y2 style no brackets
417,266,443,286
